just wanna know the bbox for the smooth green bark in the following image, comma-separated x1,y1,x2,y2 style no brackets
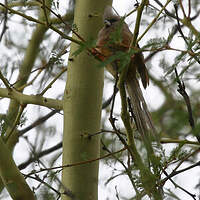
0,88,62,110
0,0,53,195
62,1,112,200
0,137,35,200
5,1,51,149
0,1,51,194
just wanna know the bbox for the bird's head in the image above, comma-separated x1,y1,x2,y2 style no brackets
103,6,121,28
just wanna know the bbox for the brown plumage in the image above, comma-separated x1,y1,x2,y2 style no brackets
97,6,157,139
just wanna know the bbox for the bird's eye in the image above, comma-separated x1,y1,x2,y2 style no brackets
104,19,118,27
104,19,111,27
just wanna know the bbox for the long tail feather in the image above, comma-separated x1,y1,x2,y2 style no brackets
126,77,157,140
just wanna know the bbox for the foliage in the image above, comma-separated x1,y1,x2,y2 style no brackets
0,0,200,200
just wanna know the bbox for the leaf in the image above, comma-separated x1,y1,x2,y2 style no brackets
165,51,187,76
97,50,133,73
168,143,186,162
108,19,124,45
72,39,96,57
143,37,167,49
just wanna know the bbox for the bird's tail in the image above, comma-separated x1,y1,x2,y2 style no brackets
126,77,158,142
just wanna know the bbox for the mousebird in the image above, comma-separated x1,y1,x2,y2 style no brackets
96,6,157,140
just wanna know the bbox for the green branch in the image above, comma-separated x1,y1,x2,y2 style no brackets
40,67,68,96
161,138,199,145
118,77,162,199
132,0,148,46
5,104,26,142
137,0,172,42
0,88,63,110
181,17,200,37
0,0,40,11
0,137,35,200
0,3,81,45
117,1,163,198
0,3,45,25
0,70,12,91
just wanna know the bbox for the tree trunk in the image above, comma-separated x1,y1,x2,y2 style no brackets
62,1,112,200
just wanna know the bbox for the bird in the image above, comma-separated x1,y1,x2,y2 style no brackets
96,6,157,140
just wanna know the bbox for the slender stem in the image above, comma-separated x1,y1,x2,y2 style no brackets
162,161,200,183
0,3,45,25
42,0,49,26
0,70,12,91
188,0,191,18
137,0,172,42
26,147,127,175
5,104,26,141
40,67,67,96
161,138,199,145
0,3,81,45
173,148,200,171
36,0,85,42
132,0,148,46
181,17,199,37
178,0,187,18
17,67,43,91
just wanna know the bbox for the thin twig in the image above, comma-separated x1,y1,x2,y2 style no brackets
132,0,148,45
174,4,188,45
19,110,59,136
0,2,81,45
24,174,61,196
153,0,176,19
0,0,8,42
162,161,200,183
0,70,12,91
18,141,62,170
163,170,196,199
0,3,45,24
36,0,106,61
174,68,200,142
101,140,139,193
5,104,26,141
188,0,191,18
26,147,126,176
42,0,49,26
36,0,85,42
102,90,118,109
173,148,200,172
160,138,199,145
40,67,67,96
178,0,187,18
174,4,200,65
109,75,118,118
137,0,172,42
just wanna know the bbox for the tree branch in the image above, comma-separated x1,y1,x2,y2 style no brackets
0,88,63,110
0,137,35,200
